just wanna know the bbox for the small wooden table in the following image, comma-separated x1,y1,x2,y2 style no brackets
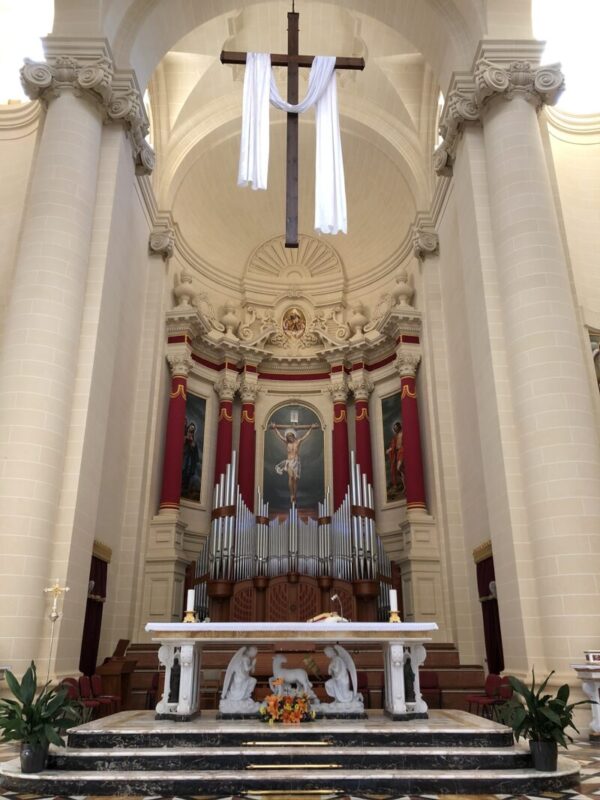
145,621,438,721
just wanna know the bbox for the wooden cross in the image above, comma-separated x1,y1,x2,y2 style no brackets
221,8,364,248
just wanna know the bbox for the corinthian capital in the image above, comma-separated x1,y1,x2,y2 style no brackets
215,375,238,402
328,378,348,404
240,379,260,404
474,59,564,110
396,351,421,379
412,225,439,261
350,376,374,401
167,352,193,378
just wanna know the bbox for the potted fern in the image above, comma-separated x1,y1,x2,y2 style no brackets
507,669,591,771
0,661,81,773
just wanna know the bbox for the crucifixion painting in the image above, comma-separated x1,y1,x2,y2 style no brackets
221,4,365,248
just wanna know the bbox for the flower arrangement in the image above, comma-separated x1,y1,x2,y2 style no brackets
259,682,315,724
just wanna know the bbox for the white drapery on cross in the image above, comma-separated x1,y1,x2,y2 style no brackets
237,52,347,235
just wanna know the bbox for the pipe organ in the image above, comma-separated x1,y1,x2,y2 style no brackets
193,453,394,622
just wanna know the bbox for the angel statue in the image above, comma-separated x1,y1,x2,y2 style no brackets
219,645,260,715
321,644,365,715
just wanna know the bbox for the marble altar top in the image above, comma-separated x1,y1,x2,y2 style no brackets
145,620,438,643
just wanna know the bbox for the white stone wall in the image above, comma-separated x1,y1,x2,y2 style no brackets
0,103,39,348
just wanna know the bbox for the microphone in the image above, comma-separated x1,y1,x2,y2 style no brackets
330,594,343,618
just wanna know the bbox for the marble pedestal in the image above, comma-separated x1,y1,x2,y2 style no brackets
572,662,600,742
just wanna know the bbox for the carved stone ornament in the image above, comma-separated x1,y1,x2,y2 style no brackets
215,375,239,401
149,228,175,260
474,58,565,110
20,53,155,176
435,58,564,176
351,376,374,401
282,307,307,338
328,378,348,404
412,226,439,262
396,352,421,379
172,269,195,309
167,352,193,378
239,379,260,404
393,266,414,307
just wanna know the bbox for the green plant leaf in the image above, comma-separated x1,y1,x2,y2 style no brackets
20,664,36,706
4,670,23,703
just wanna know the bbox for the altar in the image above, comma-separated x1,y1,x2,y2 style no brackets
145,620,438,721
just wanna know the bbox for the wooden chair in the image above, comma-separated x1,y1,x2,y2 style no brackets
80,675,112,717
465,673,503,718
61,677,101,718
91,673,121,713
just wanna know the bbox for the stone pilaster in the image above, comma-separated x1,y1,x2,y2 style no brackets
149,227,175,260
328,368,350,509
213,371,239,485
350,372,374,485
238,370,260,510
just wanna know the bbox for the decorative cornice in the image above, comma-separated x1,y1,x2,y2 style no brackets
472,539,493,564
92,539,112,564
21,38,154,175
150,227,175,260
396,351,421,379
167,352,193,378
412,225,439,261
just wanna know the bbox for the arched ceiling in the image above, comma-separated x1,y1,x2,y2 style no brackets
50,0,534,298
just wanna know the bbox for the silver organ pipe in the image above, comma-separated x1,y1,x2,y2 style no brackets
204,452,393,611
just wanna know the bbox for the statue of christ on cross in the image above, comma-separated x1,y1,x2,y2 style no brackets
221,5,364,248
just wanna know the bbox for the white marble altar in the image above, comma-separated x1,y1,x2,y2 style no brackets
145,621,437,720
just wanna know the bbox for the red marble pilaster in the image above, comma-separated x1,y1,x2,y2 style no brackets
351,373,374,485
330,370,350,509
159,357,191,512
238,377,258,510
398,355,427,511
214,398,234,485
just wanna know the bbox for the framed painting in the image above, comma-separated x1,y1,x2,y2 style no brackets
381,392,405,503
181,392,206,502
263,404,324,517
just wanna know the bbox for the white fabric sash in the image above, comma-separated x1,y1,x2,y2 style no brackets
238,52,347,235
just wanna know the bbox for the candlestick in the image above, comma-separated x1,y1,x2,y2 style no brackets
183,588,196,623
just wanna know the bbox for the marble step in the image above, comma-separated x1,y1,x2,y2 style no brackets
49,744,531,771
0,757,580,796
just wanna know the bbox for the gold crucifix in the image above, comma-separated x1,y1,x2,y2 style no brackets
44,578,70,622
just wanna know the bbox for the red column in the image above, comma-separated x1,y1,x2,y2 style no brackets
213,376,236,485
352,376,374,485
398,355,427,511
159,356,190,512
238,380,258,510
331,378,350,510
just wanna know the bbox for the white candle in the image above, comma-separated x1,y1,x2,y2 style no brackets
389,589,398,612
186,589,195,611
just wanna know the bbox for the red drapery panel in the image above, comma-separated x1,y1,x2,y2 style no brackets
78,556,107,676
476,555,504,674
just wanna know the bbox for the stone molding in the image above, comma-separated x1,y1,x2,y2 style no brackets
21,39,154,175
412,225,439,261
167,352,193,379
396,351,421,379
435,50,565,176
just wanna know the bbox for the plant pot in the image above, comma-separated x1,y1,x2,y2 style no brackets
529,740,558,771
20,742,49,773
